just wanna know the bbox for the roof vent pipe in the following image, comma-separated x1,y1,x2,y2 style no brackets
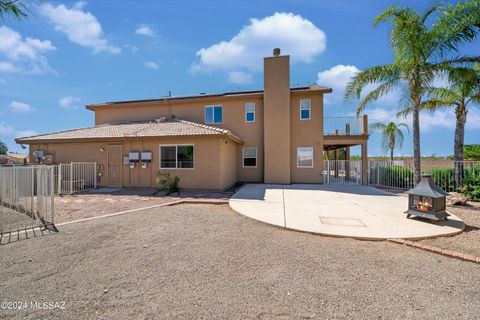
273,48,281,56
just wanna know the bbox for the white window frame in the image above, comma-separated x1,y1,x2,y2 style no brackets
297,147,314,168
242,147,257,168
204,105,223,124
159,144,195,170
245,102,255,123
300,99,311,120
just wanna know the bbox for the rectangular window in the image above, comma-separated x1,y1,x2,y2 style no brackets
205,105,222,124
300,99,311,120
242,148,257,168
160,145,194,169
245,102,255,122
297,147,313,168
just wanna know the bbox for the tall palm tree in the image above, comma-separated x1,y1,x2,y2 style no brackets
370,122,409,161
399,66,480,186
344,1,480,184
0,0,28,19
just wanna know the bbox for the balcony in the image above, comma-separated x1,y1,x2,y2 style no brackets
323,116,368,136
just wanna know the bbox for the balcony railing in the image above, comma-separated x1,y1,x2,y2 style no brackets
324,116,367,136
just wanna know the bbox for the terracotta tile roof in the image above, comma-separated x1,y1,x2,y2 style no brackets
15,119,243,144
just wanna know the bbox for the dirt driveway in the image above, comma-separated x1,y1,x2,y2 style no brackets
1,204,479,319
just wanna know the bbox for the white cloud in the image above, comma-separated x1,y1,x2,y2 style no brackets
228,71,253,84
8,101,34,114
318,64,401,105
59,96,81,109
192,12,326,76
144,61,159,70
39,2,120,54
135,25,155,37
0,26,56,74
0,121,14,135
15,130,37,138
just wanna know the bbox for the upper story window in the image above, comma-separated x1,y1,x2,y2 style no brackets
245,102,255,123
160,145,194,169
205,105,223,124
300,99,311,120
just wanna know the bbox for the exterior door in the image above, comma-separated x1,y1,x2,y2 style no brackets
107,145,123,187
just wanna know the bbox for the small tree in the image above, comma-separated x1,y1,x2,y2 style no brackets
0,139,7,155
370,122,409,161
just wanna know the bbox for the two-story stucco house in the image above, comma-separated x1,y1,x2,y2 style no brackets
16,49,369,191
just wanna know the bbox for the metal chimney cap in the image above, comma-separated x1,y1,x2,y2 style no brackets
273,48,281,56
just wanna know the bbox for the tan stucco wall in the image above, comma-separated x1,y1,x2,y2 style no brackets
289,94,325,183
263,55,291,184
30,135,239,191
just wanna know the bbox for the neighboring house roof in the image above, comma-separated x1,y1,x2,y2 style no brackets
15,119,243,144
86,84,332,109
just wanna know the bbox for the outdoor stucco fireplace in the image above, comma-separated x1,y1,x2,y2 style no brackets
405,174,449,221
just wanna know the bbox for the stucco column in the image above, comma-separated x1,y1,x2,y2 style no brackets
361,142,368,185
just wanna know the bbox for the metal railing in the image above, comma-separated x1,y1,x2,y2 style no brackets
324,117,365,135
0,166,55,235
323,160,362,184
57,162,97,195
368,160,480,192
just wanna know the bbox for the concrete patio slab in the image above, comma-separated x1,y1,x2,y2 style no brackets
229,184,464,240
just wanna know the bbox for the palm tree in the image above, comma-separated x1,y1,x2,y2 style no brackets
399,66,480,186
370,122,409,161
344,1,480,184
0,0,28,19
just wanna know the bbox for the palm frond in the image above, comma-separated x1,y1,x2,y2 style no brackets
355,79,400,117
344,64,400,100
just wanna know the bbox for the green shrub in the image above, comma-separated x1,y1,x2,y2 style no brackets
424,167,455,192
461,164,480,201
156,171,180,195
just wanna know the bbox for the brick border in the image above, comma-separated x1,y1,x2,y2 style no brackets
388,238,480,264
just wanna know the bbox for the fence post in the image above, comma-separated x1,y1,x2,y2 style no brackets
94,162,97,189
50,166,55,225
58,164,62,194
70,163,73,195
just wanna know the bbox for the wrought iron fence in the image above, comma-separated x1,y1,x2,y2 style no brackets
0,166,55,235
57,162,97,194
323,160,362,184
368,160,480,193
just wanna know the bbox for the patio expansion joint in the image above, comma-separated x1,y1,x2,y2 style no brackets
388,238,480,264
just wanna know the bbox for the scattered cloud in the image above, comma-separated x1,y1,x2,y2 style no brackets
0,121,14,135
0,26,56,74
317,64,401,105
8,101,34,114
144,61,159,70
15,130,37,138
124,44,139,53
59,96,81,109
39,2,120,54
135,25,155,37
192,12,326,77
227,71,253,84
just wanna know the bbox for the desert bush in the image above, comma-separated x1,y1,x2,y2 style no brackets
156,171,180,195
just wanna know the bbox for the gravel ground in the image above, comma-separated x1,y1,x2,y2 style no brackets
418,201,480,256
54,188,231,223
1,204,479,320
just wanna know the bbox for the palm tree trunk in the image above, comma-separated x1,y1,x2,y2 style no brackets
454,104,467,189
390,147,394,161
412,101,421,184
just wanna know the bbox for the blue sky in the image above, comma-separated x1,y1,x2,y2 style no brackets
0,0,479,156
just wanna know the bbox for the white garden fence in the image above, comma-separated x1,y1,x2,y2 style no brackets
0,166,55,235
323,160,362,184
57,162,97,195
